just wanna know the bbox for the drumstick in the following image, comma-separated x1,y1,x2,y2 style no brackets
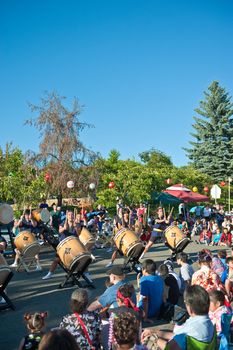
168,207,174,219
163,208,167,221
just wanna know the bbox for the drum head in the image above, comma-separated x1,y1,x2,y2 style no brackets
40,208,51,223
0,204,14,224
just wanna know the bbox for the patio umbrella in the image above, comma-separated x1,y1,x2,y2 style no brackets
163,183,209,203
151,192,182,205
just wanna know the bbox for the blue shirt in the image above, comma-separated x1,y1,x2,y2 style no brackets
173,315,214,350
139,274,164,318
98,280,126,308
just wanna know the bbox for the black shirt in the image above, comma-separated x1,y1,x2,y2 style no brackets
165,274,180,305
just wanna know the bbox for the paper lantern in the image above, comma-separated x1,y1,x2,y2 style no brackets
108,181,115,189
203,186,209,193
44,172,52,183
67,180,74,189
89,183,95,190
166,178,172,185
220,181,226,187
192,186,198,193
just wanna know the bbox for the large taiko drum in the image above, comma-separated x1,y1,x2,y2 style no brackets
32,208,51,223
0,203,14,224
164,225,190,253
56,236,91,272
14,231,37,253
79,228,95,251
114,228,144,258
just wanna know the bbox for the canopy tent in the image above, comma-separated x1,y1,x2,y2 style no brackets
163,183,209,203
151,192,182,205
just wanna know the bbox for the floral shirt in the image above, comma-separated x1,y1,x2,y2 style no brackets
209,305,231,334
192,265,225,293
60,311,101,349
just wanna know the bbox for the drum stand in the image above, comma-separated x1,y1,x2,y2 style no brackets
122,246,144,274
122,256,142,274
40,224,95,289
59,261,95,289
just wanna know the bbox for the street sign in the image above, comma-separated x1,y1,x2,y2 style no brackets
210,184,221,199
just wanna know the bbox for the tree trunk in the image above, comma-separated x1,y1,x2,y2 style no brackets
57,193,62,207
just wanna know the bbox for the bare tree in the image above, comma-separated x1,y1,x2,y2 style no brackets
25,91,99,204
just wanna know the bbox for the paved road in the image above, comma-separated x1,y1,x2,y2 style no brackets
0,241,229,350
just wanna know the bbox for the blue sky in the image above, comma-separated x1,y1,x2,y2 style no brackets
1,0,233,166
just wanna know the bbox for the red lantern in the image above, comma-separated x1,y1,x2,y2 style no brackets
220,181,226,187
44,172,52,183
108,181,115,189
203,186,209,193
166,178,172,185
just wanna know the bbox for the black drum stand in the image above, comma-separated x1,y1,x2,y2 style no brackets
122,244,144,274
40,224,95,289
58,259,94,289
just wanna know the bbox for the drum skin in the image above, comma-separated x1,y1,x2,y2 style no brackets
0,203,14,224
164,225,183,249
32,209,51,223
57,236,88,270
14,231,36,252
114,228,143,257
79,228,95,250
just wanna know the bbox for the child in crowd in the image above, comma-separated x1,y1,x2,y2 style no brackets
18,311,47,350
164,259,182,291
108,284,142,349
211,251,226,282
218,250,227,266
38,329,80,350
191,218,203,237
209,290,232,335
113,311,148,350
157,264,180,306
219,227,232,246
198,228,212,245
176,252,194,292
210,228,222,246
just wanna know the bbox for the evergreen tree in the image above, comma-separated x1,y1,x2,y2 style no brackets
185,81,233,182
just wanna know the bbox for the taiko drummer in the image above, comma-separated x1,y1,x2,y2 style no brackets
10,208,42,271
42,210,81,280
140,207,172,259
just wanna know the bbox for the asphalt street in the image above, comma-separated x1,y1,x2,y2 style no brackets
0,241,229,350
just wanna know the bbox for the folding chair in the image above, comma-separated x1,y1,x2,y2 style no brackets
16,243,40,273
0,267,15,310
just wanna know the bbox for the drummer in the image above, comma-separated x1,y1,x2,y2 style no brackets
18,208,38,233
140,207,170,259
105,216,126,268
42,210,90,280
10,210,42,270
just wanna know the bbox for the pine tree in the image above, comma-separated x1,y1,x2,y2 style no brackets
185,81,233,182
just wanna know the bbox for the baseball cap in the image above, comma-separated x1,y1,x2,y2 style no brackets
107,266,124,276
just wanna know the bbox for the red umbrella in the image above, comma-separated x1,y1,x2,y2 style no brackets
163,183,209,203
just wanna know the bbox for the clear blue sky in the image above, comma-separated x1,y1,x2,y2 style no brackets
1,0,233,166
